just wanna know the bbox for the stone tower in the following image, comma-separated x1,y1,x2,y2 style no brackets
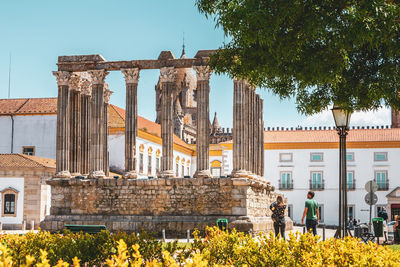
155,47,197,143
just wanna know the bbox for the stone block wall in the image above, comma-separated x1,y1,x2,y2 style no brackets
42,177,292,235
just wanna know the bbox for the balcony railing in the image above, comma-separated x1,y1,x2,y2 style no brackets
279,181,293,190
309,179,325,191
376,179,389,191
347,179,356,190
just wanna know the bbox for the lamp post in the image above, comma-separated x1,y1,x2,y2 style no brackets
332,106,352,238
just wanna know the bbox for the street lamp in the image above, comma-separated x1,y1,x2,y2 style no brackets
332,106,352,238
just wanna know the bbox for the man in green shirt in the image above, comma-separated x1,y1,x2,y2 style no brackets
301,191,319,235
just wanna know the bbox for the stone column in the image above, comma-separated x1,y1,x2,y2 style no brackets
53,71,71,178
193,66,212,178
160,67,177,178
88,69,109,179
103,86,112,177
231,79,248,178
248,87,255,178
253,94,260,177
80,77,92,175
259,97,264,177
68,74,82,176
121,68,140,179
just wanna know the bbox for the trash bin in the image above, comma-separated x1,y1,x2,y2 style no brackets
372,217,384,237
217,218,228,230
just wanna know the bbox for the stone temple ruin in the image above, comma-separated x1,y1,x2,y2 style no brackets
40,50,292,234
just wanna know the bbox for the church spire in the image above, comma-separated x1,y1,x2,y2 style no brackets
180,32,186,58
212,112,222,133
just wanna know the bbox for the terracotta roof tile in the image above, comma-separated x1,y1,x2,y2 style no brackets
263,128,400,143
0,154,56,168
17,98,58,114
0,99,29,115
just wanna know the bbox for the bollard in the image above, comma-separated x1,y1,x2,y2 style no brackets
187,230,190,243
249,228,253,236
0,222,3,231
22,220,26,231
322,225,326,241
31,220,35,231
162,229,166,242
303,226,306,234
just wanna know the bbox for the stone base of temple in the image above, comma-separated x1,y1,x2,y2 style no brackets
41,177,292,235
122,171,138,179
53,170,72,179
193,169,212,178
160,170,175,178
230,169,251,178
88,170,106,179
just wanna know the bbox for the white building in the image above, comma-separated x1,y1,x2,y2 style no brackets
1,97,400,226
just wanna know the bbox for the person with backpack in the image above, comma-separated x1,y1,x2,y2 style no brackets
270,195,286,239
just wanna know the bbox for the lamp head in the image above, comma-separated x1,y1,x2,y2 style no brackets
331,106,352,129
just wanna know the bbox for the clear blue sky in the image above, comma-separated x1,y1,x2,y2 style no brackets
0,0,388,128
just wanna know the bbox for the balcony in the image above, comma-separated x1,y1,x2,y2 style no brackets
279,181,293,190
347,179,356,190
376,179,389,191
309,179,325,191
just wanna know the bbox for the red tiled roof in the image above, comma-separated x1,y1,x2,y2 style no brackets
0,98,57,115
0,154,56,168
264,128,400,143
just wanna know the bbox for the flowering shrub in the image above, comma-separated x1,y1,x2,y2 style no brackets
0,227,398,266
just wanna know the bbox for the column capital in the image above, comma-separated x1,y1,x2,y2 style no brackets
121,68,140,84
81,78,92,96
53,71,71,86
88,69,109,85
193,65,212,81
159,67,176,83
104,88,113,104
69,73,82,92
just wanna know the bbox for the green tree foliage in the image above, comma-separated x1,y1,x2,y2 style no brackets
196,0,400,114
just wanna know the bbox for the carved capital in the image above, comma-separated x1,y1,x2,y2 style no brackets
121,68,140,84
104,85,113,104
69,73,81,92
159,67,176,83
53,71,71,86
88,69,109,85
193,66,212,81
81,78,92,96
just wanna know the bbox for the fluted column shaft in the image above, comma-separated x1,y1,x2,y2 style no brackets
53,71,71,178
88,70,109,179
231,79,248,177
259,97,265,176
80,91,91,175
248,88,255,176
122,68,140,179
69,89,81,175
254,94,260,176
160,67,176,178
194,66,212,178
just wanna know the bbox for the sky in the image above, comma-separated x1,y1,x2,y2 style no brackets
0,0,391,128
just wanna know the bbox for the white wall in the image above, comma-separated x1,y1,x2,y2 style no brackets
0,117,12,153
0,115,57,158
0,178,24,224
265,148,400,225
109,134,192,178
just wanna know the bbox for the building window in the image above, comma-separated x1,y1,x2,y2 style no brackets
279,172,293,190
346,152,354,162
193,90,197,102
374,152,388,161
155,150,161,176
347,171,355,190
176,163,179,177
139,154,144,174
376,205,386,218
192,114,196,121
1,188,18,217
375,171,388,190
310,171,324,190
182,165,185,177
186,167,190,177
279,153,293,162
310,153,323,162
288,204,293,220
22,147,35,156
147,155,152,175
318,204,324,222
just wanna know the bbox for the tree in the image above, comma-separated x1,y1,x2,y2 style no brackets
196,0,400,115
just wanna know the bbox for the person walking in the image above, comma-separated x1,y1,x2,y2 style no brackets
270,195,286,239
301,191,319,236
